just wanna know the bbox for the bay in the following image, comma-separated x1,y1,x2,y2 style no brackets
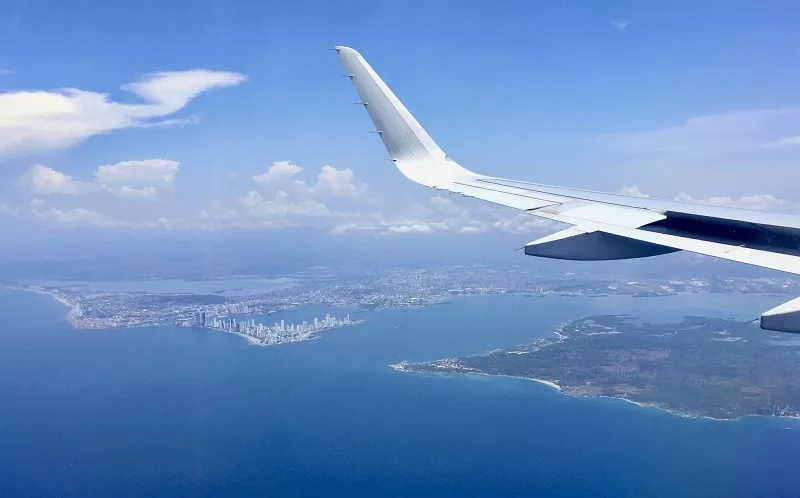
0,288,797,497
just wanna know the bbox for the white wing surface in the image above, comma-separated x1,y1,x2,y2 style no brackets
335,46,800,332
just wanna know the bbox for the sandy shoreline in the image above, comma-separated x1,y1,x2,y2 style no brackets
396,365,800,423
480,373,563,391
224,330,266,346
505,375,800,422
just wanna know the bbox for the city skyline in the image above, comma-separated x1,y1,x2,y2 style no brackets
193,311,358,346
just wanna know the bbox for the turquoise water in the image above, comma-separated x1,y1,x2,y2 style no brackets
0,288,797,497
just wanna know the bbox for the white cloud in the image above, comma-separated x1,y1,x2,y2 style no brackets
617,185,794,211
95,159,178,186
314,165,359,197
610,18,631,31
28,159,177,200
385,222,443,234
0,69,246,156
33,207,109,226
253,161,303,185
428,196,453,208
328,222,380,235
490,213,554,234
248,163,364,228
428,195,467,215
31,165,94,195
673,192,788,211
618,185,650,198
0,69,14,76
17,160,585,234
106,185,158,199
326,193,557,237
253,163,362,201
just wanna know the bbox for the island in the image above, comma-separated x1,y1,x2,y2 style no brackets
393,315,800,420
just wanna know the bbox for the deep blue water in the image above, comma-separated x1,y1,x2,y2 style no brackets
1,289,799,497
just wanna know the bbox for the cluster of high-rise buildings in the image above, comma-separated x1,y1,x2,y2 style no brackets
194,311,356,345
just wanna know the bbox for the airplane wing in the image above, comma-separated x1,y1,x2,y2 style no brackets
334,46,800,333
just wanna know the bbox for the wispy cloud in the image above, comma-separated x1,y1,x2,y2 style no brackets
617,184,795,212
136,115,201,129
0,202,17,217
594,107,800,154
673,192,790,211
610,18,631,31
766,135,800,148
33,207,110,226
0,69,246,156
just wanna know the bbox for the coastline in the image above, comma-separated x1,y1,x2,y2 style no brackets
397,366,800,423
5,284,800,421
471,372,563,392
221,329,266,346
3,285,79,325
4,285,361,347
392,318,800,423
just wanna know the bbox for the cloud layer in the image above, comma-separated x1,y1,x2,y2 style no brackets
15,159,558,235
16,156,799,235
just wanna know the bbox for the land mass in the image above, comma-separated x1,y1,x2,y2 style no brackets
393,315,800,420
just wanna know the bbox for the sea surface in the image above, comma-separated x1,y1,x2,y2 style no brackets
0,288,799,497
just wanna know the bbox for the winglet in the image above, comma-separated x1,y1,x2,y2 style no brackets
761,296,800,333
335,46,477,188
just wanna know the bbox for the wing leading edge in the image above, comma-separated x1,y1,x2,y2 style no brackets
334,46,800,332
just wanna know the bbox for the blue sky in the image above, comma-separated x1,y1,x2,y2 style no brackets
1,0,800,237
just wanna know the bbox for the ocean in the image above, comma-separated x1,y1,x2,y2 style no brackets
0,288,799,497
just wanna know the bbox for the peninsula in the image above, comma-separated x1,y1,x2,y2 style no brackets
393,315,800,420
